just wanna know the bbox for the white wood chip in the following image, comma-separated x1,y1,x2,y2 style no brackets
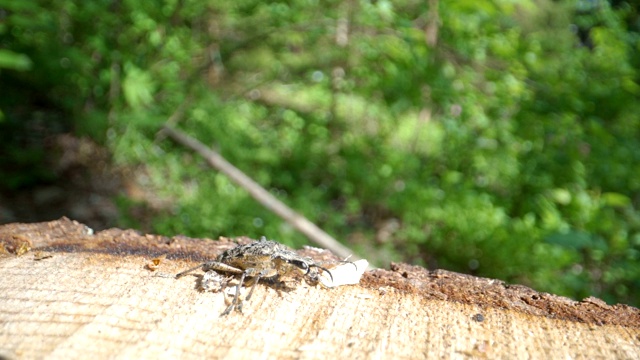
319,259,368,288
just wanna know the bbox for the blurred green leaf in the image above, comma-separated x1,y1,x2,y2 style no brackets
0,50,32,71
601,192,631,207
545,231,608,252
122,64,155,109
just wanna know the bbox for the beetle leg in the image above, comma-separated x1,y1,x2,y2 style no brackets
176,261,243,279
221,271,247,316
175,263,207,279
245,274,263,301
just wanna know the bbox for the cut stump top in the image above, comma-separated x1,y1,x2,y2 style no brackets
1,218,639,359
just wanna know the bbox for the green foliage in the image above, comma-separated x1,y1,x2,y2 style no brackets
2,0,639,306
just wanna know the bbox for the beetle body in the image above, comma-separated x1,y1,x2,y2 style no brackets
176,237,332,315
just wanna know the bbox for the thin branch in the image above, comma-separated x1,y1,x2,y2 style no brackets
160,124,358,260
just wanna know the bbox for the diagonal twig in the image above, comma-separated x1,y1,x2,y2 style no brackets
160,124,358,260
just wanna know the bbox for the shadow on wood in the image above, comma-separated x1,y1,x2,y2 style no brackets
1,218,639,359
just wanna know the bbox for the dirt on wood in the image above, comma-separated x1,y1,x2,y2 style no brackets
1,218,639,359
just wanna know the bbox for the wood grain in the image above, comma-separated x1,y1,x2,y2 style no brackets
1,218,639,359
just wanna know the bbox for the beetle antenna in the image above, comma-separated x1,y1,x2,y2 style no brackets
313,265,334,282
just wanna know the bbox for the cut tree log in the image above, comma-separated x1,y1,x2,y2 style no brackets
1,218,639,359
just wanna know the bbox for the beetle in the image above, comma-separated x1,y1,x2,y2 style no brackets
175,236,333,316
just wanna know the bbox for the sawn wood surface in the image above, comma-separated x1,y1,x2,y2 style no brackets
1,218,639,359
